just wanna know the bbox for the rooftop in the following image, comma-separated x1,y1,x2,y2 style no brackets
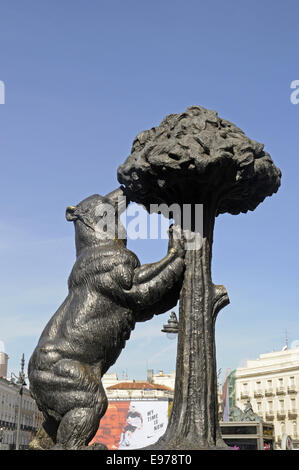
107,381,173,391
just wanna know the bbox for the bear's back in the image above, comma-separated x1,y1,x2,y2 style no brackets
68,242,140,297
29,242,140,373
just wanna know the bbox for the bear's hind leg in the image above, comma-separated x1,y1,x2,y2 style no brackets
53,403,106,450
42,414,59,445
45,359,108,449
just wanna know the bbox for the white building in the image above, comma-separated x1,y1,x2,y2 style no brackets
0,351,9,378
102,370,176,393
106,381,173,400
102,373,131,390
147,370,176,390
0,376,43,450
234,346,299,449
0,347,43,450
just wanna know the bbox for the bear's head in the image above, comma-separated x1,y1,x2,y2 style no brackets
66,188,128,256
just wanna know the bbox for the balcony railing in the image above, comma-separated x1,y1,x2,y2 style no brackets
277,411,286,420
240,392,249,399
254,390,263,398
142,391,156,397
288,411,297,419
287,386,297,394
276,387,285,395
265,413,274,421
265,388,274,397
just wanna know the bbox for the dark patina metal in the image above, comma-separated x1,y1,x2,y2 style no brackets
118,105,281,449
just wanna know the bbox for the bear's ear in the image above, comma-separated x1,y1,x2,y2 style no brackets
66,206,78,221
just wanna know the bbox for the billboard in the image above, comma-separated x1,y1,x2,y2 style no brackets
90,400,169,450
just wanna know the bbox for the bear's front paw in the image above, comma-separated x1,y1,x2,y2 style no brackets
168,224,185,258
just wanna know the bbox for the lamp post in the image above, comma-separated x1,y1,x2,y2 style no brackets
0,426,4,450
11,354,27,450
161,311,179,340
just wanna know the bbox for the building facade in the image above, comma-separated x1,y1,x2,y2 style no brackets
0,351,9,378
221,369,236,422
147,369,176,390
233,347,299,449
102,370,176,392
106,380,173,401
103,369,222,418
0,377,43,450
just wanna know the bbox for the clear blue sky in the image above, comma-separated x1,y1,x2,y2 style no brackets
0,0,298,385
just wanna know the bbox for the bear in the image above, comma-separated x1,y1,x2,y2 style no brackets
28,188,185,450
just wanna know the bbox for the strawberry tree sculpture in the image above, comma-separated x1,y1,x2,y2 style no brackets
117,105,281,449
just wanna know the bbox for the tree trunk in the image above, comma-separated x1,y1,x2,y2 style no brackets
151,204,230,450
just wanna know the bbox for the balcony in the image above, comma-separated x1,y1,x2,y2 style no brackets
240,392,250,399
287,386,297,394
276,387,285,395
254,390,263,398
265,388,274,397
276,411,286,420
265,413,274,421
288,411,297,419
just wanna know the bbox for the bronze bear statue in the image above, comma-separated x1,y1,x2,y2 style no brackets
28,188,185,450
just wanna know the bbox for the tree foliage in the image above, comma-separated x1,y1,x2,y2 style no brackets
118,106,281,216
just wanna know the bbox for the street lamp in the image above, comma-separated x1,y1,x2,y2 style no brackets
161,311,179,340
0,426,4,450
11,354,27,450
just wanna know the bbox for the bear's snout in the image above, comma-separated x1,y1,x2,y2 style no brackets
66,206,78,221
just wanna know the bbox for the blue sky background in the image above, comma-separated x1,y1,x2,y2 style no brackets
0,0,298,386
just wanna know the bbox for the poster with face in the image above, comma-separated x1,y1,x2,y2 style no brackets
90,400,169,450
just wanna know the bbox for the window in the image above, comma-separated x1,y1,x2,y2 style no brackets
267,379,272,391
242,383,249,396
257,401,262,412
289,376,295,386
221,425,257,435
281,422,286,435
278,378,283,387
255,381,262,394
222,438,258,450
293,421,297,437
